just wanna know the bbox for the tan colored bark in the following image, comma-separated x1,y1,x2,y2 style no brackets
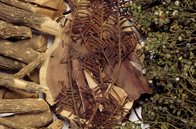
3,89,38,99
3,110,53,128
0,117,35,129
0,55,26,72
13,53,46,79
15,35,48,53
0,73,48,94
0,98,49,114
0,40,39,64
0,2,61,36
0,20,32,39
0,0,67,21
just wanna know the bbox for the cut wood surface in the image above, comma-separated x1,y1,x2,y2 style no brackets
40,15,88,106
0,98,49,114
0,40,39,64
0,0,67,21
15,35,48,53
0,20,32,39
40,18,69,105
47,119,63,129
0,2,61,36
0,73,48,94
3,110,53,128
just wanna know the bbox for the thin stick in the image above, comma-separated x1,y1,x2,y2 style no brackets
13,53,46,79
0,73,48,94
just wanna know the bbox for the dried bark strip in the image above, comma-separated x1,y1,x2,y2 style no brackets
0,98,49,114
0,2,61,36
0,117,35,129
0,73,48,94
3,110,53,128
0,55,26,72
3,89,38,99
0,20,32,39
72,55,95,112
0,40,39,64
13,53,46,79
15,35,48,53
0,0,67,21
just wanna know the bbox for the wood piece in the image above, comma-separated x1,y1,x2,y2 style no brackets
0,54,40,83
0,2,61,36
47,119,63,129
0,40,39,64
0,20,32,39
0,73,48,94
0,98,49,114
0,117,35,129
3,110,53,128
40,15,85,106
0,55,26,72
72,55,95,112
28,68,40,84
13,53,46,79
0,0,67,21
0,88,7,99
15,35,48,53
0,124,11,129
3,89,38,99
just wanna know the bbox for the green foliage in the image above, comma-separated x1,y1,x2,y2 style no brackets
126,0,196,128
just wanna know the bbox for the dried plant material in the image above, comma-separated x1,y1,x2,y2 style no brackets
0,73,48,94
3,110,53,128
15,35,48,53
0,124,10,129
0,54,40,83
0,55,26,72
0,40,39,64
47,119,63,129
0,88,7,99
13,53,46,79
106,85,128,105
72,55,95,112
0,98,49,114
0,2,61,36
0,0,67,21
27,68,40,84
40,0,152,128
3,89,38,99
0,20,32,39
40,16,72,106
0,117,35,129
70,120,79,129
105,52,153,101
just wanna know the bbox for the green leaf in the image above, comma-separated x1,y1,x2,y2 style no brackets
122,127,127,129
177,111,181,116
